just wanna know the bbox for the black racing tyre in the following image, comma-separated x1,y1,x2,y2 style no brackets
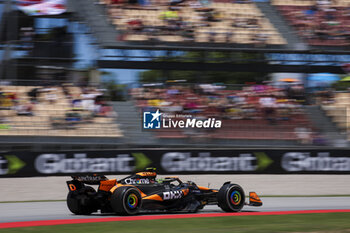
67,186,97,215
217,183,245,212
110,186,142,215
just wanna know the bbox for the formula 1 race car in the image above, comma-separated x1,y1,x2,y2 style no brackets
66,168,262,215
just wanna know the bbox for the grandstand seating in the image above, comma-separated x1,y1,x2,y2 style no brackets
132,85,315,142
154,118,309,140
99,0,286,45
322,92,350,138
0,85,123,137
272,0,350,7
272,0,350,46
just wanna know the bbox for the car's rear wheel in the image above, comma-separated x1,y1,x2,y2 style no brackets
67,186,97,215
110,186,142,215
217,183,245,212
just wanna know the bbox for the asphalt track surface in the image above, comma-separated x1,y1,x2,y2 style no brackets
1,197,350,223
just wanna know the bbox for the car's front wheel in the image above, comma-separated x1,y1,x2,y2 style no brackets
217,183,245,212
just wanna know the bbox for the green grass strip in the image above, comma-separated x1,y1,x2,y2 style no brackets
1,213,350,233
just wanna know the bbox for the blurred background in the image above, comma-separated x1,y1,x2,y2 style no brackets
0,0,350,151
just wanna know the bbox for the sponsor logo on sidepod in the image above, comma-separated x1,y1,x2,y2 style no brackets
163,191,183,200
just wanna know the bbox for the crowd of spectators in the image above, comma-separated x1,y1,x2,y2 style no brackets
132,83,306,121
101,0,285,45
0,88,33,117
275,0,350,46
47,85,115,129
131,82,322,144
0,83,116,133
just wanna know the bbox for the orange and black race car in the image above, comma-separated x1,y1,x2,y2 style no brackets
66,168,262,215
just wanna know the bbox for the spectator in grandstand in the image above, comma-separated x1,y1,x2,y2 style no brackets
182,26,195,42
251,32,268,47
62,84,72,99
225,30,234,43
160,100,184,113
129,0,138,5
294,126,312,145
94,102,114,117
314,88,334,105
312,132,328,146
305,5,317,17
316,0,332,7
198,84,223,94
208,29,216,42
93,95,115,117
324,9,337,22
301,24,316,40
183,97,201,113
246,18,260,29
80,88,102,112
45,89,58,104
72,98,83,111
204,9,222,22
343,6,350,17
275,98,293,121
169,0,186,6
315,22,329,40
147,98,163,108
0,115,10,130
286,84,305,103
0,89,6,110
232,17,246,28
106,0,124,4
166,86,180,95
0,91,16,110
259,94,277,124
241,102,257,120
27,87,41,104
225,105,243,119
188,0,202,9
108,6,124,20
160,8,179,22
127,19,145,32
15,102,34,116
65,111,83,128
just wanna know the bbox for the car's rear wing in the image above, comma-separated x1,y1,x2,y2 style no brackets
70,174,108,185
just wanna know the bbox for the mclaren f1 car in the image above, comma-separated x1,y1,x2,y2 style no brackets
66,168,262,215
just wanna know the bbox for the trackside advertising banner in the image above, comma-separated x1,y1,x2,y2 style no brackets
1,149,350,177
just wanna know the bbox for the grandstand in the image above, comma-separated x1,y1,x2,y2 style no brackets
0,0,350,150
132,83,315,144
100,0,286,45
0,84,122,138
272,0,350,47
